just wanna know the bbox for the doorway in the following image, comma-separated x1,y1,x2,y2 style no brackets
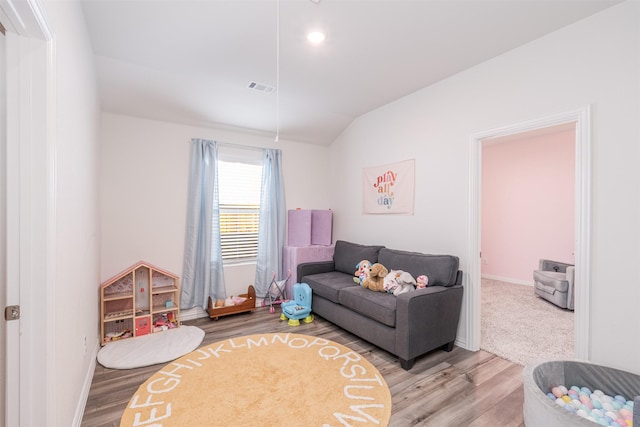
479,124,576,364
467,107,592,359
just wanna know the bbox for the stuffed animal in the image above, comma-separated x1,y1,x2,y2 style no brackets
362,263,388,292
384,270,417,296
353,260,372,286
416,275,429,289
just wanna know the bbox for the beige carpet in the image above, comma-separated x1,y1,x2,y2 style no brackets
120,333,391,426
481,278,574,366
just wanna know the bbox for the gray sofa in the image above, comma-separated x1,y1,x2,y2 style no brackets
298,240,464,370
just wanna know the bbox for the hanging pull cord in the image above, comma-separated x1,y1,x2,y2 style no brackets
275,0,280,142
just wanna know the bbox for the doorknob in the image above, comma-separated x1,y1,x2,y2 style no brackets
4,305,20,321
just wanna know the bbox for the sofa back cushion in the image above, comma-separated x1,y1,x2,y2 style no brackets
378,248,459,287
304,271,357,304
333,240,385,276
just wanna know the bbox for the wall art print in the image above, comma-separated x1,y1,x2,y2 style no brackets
362,159,415,214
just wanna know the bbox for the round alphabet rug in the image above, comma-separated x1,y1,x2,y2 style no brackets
120,333,391,426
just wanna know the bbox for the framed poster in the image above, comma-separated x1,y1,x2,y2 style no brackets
362,159,415,214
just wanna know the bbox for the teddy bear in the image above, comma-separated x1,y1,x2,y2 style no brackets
416,275,429,289
353,259,372,286
362,263,388,292
383,270,416,296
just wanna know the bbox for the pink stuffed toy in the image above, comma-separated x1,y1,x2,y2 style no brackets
416,275,429,289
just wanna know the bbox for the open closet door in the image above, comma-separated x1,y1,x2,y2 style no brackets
0,2,55,424
0,24,7,426
1,25,23,427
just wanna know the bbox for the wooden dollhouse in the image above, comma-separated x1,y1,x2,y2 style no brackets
100,261,180,345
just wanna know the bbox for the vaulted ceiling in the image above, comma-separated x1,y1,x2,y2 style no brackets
81,0,619,145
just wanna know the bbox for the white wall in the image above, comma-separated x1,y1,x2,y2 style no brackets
100,113,331,298
44,0,102,425
329,1,639,373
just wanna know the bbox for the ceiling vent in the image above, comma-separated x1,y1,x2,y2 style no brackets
247,81,274,94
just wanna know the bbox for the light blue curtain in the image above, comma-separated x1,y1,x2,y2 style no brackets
181,139,226,309
254,149,286,297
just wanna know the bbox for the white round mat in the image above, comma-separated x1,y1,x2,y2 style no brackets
97,325,205,369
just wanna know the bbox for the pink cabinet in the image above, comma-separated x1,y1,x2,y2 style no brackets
283,245,335,298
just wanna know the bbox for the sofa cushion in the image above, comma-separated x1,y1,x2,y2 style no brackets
378,248,459,287
304,271,358,303
333,240,385,276
338,287,397,328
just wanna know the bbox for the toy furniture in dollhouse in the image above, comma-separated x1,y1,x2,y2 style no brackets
280,282,314,326
100,261,180,345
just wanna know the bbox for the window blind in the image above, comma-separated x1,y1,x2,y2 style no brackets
218,160,263,261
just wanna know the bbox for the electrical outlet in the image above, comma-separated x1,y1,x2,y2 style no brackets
83,336,87,354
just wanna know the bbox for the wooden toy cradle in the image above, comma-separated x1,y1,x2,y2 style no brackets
207,285,256,320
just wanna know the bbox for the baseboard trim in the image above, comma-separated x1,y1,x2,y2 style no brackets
180,306,209,321
72,341,99,427
455,336,468,351
481,274,533,287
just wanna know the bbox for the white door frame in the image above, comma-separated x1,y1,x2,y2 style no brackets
467,106,592,359
0,24,6,426
1,1,55,425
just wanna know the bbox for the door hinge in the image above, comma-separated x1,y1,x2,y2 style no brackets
4,305,20,321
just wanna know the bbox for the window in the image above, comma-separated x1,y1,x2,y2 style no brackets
218,149,263,262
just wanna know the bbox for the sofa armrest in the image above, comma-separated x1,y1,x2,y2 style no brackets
566,266,575,310
395,285,464,362
297,261,336,281
455,270,463,286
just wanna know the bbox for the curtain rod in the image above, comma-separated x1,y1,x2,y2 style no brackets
189,138,267,153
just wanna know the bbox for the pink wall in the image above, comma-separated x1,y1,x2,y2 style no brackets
481,128,575,283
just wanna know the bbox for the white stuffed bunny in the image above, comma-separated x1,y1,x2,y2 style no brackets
383,270,416,296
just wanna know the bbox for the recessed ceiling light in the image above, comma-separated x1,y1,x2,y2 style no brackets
306,31,326,45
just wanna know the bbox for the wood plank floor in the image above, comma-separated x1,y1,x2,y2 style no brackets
82,307,526,426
